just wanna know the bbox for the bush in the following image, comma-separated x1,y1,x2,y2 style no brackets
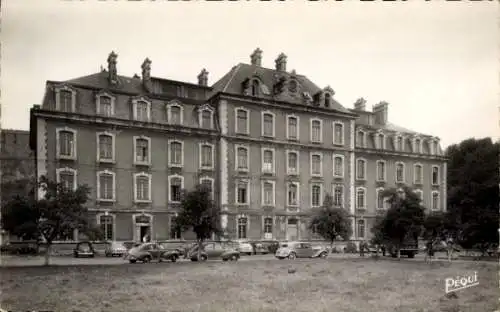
344,241,357,253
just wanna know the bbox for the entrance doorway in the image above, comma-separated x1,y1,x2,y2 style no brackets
140,226,151,242
287,218,298,241
134,214,152,243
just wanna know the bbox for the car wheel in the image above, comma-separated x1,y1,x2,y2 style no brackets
105,253,110,257
129,259,137,264
191,258,197,262
223,258,229,262
231,255,238,261
171,256,178,263
288,253,296,260
143,256,152,263
200,255,208,261
320,252,327,259
247,252,252,256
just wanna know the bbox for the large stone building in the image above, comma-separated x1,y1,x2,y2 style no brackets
29,49,447,243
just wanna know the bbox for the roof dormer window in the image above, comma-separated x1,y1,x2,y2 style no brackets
289,79,298,93
251,80,259,96
325,93,331,108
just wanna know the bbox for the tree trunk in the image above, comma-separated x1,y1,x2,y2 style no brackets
330,241,334,254
397,248,401,260
44,243,51,266
197,240,203,261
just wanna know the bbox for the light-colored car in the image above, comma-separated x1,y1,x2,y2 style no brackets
236,241,254,255
105,241,128,257
188,242,240,262
275,241,329,260
124,242,180,263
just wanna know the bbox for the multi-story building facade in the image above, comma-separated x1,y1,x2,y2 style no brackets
29,49,447,243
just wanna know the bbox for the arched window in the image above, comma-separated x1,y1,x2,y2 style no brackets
324,93,331,107
251,80,259,96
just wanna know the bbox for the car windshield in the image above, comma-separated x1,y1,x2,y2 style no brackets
112,242,125,248
280,243,288,248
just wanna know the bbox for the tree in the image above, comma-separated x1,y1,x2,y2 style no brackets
375,186,426,259
423,211,455,241
1,176,101,265
309,194,352,251
446,138,499,255
173,184,222,261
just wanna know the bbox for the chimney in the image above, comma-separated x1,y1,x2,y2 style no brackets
373,101,389,125
141,58,152,90
275,53,287,72
354,98,366,111
250,48,263,66
107,51,118,84
197,68,209,86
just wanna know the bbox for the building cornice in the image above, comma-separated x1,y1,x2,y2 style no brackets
355,148,448,161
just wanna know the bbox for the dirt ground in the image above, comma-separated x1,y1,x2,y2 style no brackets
0,258,497,312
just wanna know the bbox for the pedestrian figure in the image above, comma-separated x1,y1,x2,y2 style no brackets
359,241,366,257
446,238,454,262
425,239,435,263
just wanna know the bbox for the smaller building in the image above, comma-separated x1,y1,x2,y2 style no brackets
0,129,36,243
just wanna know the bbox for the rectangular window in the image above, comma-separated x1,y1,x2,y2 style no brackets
396,164,405,183
170,177,182,202
376,191,384,209
136,175,150,201
334,156,343,177
397,137,403,151
170,216,181,240
377,161,385,181
170,106,181,125
356,188,365,209
288,183,298,206
170,142,182,166
136,139,149,163
287,116,297,139
99,97,112,116
237,147,248,170
99,173,114,200
99,135,113,160
100,216,113,241
59,171,75,190
432,192,439,210
288,152,298,174
432,167,439,185
136,101,149,121
264,218,273,234
59,131,75,157
333,185,343,207
201,110,212,129
201,145,213,168
356,159,366,180
237,181,248,204
60,90,73,112
238,218,247,239
378,134,385,149
311,184,321,207
414,165,423,184
263,113,274,137
311,120,321,142
263,182,274,206
357,220,365,238
334,123,343,145
311,154,321,176
236,109,248,134
201,179,213,199
356,131,365,148
263,150,273,172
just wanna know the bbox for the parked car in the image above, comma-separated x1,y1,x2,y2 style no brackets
105,241,128,257
260,240,280,254
158,242,184,254
236,241,254,255
124,242,180,263
275,241,328,260
188,242,240,262
73,241,96,258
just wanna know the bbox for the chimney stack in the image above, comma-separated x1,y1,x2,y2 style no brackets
141,58,152,90
354,98,366,111
250,48,263,66
373,101,389,125
275,53,287,72
197,68,209,86
107,51,118,84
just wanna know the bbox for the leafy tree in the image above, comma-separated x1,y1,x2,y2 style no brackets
1,176,101,265
173,184,222,260
422,211,456,241
375,186,426,259
309,194,352,251
446,138,499,255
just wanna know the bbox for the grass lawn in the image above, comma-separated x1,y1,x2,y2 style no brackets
1,258,498,312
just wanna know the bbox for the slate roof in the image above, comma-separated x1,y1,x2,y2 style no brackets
211,63,352,115
65,71,146,94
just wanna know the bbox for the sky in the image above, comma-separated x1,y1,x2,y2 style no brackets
1,0,498,148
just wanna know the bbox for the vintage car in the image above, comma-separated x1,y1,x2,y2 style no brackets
235,241,254,255
105,241,128,257
124,242,180,263
188,242,240,262
275,241,329,260
73,241,96,258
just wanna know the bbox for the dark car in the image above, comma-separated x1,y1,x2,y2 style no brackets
124,242,180,263
73,241,95,258
188,242,240,262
